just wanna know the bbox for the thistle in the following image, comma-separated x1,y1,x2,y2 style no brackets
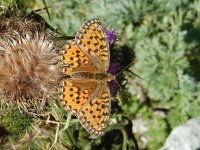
106,28,117,46
0,6,61,113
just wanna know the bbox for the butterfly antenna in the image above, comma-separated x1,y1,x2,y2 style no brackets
127,69,142,79
115,59,142,79
115,59,135,77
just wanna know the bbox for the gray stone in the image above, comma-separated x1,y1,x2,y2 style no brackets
160,116,200,150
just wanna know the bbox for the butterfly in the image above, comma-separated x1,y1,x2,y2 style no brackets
61,19,115,136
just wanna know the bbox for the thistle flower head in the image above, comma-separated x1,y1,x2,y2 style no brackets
108,63,123,97
108,63,121,75
0,29,60,112
0,8,61,113
106,28,117,45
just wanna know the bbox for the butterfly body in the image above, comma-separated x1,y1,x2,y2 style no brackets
69,72,115,82
61,19,114,136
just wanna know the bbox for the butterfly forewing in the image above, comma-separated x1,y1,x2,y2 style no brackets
63,40,98,75
78,83,111,135
75,19,110,71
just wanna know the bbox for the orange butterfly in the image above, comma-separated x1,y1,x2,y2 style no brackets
61,19,115,136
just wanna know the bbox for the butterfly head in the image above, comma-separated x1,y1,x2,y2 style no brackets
108,73,115,82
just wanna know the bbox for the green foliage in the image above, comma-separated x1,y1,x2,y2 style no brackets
1,107,33,135
135,30,189,101
167,72,200,128
145,109,167,150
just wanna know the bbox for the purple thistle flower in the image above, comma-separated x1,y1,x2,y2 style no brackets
106,29,117,45
108,63,122,97
108,63,121,75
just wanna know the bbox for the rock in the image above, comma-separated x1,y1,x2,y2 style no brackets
160,116,200,150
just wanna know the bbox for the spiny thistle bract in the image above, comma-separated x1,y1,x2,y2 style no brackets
0,5,61,114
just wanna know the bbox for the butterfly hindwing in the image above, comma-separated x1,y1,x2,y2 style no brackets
61,79,98,115
75,19,110,72
78,83,111,135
